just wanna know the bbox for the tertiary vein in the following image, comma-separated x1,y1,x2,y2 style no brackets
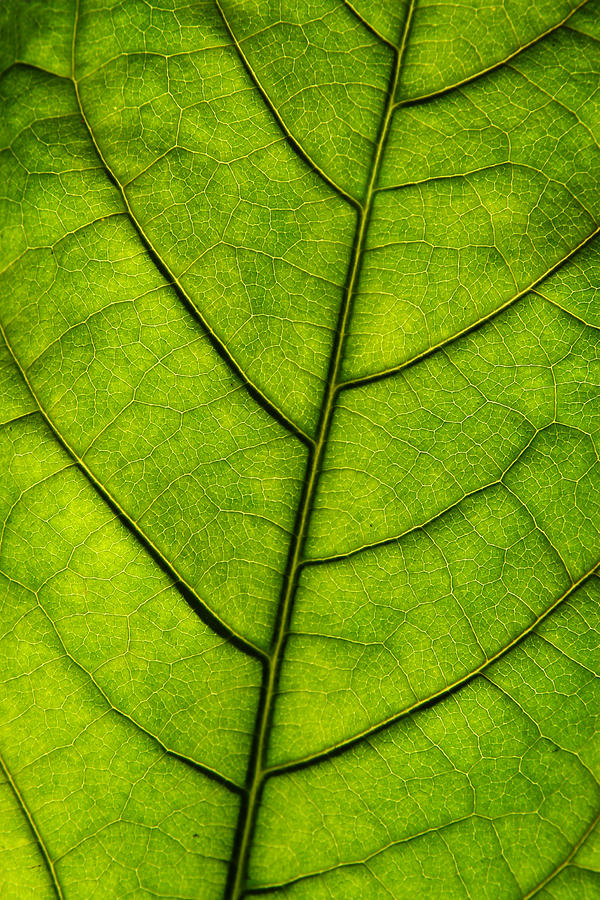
395,0,592,107
264,563,599,778
3,1,597,896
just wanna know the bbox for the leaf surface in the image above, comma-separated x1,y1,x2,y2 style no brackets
1,1,599,898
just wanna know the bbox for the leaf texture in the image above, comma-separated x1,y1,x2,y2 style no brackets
0,1,599,898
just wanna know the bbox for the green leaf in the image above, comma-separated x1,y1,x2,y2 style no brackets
1,1,599,898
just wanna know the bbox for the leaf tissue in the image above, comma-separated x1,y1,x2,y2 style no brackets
1,0,599,897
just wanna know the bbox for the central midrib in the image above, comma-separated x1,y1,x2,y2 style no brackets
226,4,416,897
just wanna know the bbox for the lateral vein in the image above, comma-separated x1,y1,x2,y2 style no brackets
342,1,399,51
0,749,64,899
33,581,243,792
216,1,362,210
395,0,592,108
339,224,600,392
0,325,267,664
522,808,600,899
69,0,312,448
265,560,599,777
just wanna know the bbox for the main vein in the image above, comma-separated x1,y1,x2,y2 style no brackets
226,5,416,897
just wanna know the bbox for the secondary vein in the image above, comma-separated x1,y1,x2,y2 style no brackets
0,749,64,899
70,0,312,449
0,325,266,664
394,0,592,108
522,807,600,899
264,560,599,778
216,0,362,210
225,5,416,897
338,224,600,392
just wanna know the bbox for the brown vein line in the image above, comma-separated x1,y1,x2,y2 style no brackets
522,808,600,899
395,0,592,108
0,749,64,899
216,0,362,210
68,3,312,449
0,325,266,664
224,4,417,897
264,560,599,778
338,224,600,392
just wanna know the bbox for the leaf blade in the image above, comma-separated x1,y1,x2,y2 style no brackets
1,1,599,898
